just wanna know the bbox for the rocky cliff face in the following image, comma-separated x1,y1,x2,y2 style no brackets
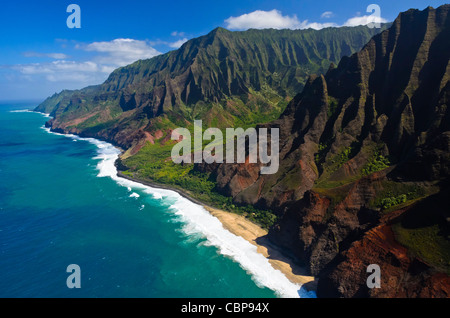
317,187,450,298
201,5,450,297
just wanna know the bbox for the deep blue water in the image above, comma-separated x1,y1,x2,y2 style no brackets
0,102,315,298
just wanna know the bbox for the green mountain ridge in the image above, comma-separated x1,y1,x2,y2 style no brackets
36,24,388,151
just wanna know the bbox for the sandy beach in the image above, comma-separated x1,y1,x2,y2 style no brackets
203,206,316,288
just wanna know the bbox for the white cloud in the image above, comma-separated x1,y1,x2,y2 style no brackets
84,38,161,67
18,61,97,75
168,38,188,48
7,38,163,88
224,9,388,31
148,37,191,49
225,9,302,30
171,31,186,37
343,15,388,27
321,11,334,19
3,38,169,98
12,60,110,83
23,52,69,59
48,53,70,59
299,21,338,30
224,9,337,30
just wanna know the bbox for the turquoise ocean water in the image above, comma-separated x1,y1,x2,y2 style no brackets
0,101,314,298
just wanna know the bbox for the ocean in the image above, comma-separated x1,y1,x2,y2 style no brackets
0,101,315,298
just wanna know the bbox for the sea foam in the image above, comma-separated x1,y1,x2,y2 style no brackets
40,115,316,298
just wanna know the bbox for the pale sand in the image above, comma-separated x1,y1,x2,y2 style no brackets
203,206,316,288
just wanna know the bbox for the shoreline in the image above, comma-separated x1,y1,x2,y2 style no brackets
36,111,317,295
116,170,316,289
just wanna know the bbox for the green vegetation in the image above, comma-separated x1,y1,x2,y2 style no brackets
369,181,428,212
314,141,392,189
331,146,353,167
362,151,390,176
391,188,450,275
393,222,450,274
380,194,407,209
314,142,328,165
122,140,277,229
314,145,357,188
327,97,339,118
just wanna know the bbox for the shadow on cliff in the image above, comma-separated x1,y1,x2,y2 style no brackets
254,234,320,293
398,186,450,237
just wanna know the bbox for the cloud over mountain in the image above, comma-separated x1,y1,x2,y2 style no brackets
225,9,388,30
84,38,161,67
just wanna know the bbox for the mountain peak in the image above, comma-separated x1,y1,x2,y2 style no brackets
207,26,231,37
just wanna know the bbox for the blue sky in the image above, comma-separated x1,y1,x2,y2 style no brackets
0,0,448,101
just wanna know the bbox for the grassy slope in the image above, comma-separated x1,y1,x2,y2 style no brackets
121,138,277,229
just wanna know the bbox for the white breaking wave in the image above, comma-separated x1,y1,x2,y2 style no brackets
11,109,51,118
9,109,34,113
39,113,315,298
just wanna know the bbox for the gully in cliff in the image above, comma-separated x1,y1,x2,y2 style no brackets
171,120,280,174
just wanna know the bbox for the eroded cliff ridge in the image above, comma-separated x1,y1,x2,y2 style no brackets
203,5,450,297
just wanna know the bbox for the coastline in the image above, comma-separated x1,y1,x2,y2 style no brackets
36,110,316,296
116,171,316,289
205,206,316,287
